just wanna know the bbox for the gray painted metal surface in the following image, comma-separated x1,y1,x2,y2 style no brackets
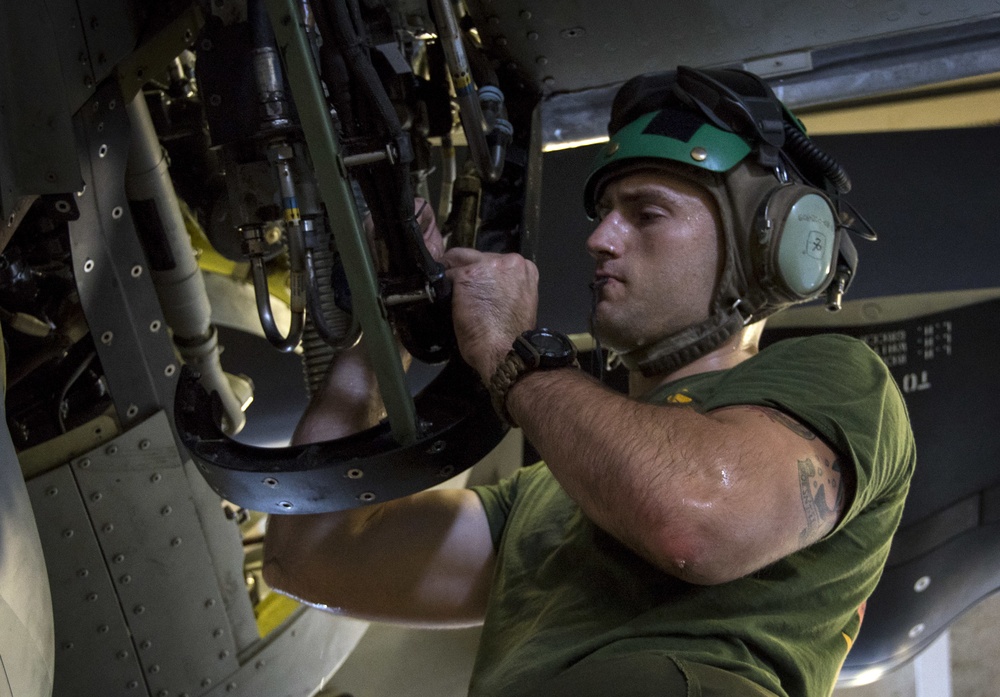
28,408,370,697
68,80,181,436
0,395,54,696
464,0,1000,95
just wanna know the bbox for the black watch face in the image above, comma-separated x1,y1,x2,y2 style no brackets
533,332,570,355
515,329,575,368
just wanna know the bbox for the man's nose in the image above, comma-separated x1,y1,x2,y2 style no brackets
586,214,622,260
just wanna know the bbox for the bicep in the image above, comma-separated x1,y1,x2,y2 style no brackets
264,488,496,627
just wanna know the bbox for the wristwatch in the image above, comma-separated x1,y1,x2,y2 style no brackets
489,328,579,427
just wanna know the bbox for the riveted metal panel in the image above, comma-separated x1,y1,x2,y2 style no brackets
72,411,240,697
68,80,181,436
464,0,1000,95
27,465,144,697
0,0,83,220
204,609,368,697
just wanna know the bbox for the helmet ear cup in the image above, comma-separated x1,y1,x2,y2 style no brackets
756,185,840,303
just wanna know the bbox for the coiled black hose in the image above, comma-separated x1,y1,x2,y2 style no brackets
783,123,852,194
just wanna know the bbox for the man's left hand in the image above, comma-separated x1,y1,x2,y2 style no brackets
443,248,539,383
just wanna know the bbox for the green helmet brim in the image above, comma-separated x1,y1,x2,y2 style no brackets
583,111,752,217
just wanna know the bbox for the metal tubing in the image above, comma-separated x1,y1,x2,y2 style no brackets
265,0,419,444
430,0,506,182
125,93,248,435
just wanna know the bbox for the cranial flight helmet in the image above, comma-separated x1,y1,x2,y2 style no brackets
584,66,871,377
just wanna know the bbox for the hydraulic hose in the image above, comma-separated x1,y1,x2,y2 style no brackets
125,93,248,435
429,0,510,183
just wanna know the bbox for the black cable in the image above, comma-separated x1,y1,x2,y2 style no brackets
782,123,852,194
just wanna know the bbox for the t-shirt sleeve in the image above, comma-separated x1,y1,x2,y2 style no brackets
698,334,916,527
470,466,527,552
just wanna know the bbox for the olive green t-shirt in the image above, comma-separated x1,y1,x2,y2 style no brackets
469,335,915,697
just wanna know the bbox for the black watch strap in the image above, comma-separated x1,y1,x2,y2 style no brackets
488,330,579,428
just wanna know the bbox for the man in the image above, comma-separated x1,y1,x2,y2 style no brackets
264,67,914,697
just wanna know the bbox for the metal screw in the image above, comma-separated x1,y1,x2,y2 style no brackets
120,574,131,584
106,445,118,456
46,487,59,497
359,492,376,502
914,576,931,592
131,265,142,277
149,320,161,332
346,469,363,479
126,404,139,418
83,259,95,273
98,144,108,158
55,200,72,213
139,439,151,450
428,440,446,454
101,331,113,345
150,473,161,483
111,206,123,220
278,501,293,509
164,364,176,377
263,477,278,487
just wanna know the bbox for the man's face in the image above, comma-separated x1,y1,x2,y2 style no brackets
587,168,724,353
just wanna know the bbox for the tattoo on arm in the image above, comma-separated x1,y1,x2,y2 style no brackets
748,406,817,440
798,457,846,542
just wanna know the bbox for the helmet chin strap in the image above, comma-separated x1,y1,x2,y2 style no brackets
614,304,745,378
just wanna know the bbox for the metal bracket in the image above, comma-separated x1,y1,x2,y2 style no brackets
176,360,508,514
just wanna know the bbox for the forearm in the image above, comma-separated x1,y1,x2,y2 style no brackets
505,368,761,583
265,344,495,624
291,345,408,444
